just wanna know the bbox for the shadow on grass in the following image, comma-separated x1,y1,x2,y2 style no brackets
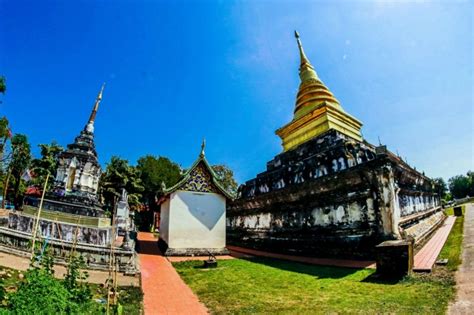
237,256,361,280
360,272,403,284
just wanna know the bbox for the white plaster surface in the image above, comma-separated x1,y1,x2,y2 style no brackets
162,190,226,249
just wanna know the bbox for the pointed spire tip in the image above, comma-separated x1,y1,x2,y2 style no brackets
200,138,206,157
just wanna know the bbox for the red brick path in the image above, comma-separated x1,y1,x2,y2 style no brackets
413,216,456,272
137,232,208,315
227,245,376,269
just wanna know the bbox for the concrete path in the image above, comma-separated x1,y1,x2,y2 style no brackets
0,250,139,286
137,232,208,315
413,216,456,272
448,203,474,314
227,245,376,269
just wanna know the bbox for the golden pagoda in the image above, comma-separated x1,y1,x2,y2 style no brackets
276,31,363,151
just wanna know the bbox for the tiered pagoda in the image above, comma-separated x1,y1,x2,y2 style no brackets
49,84,105,217
4,86,137,271
18,85,111,245
227,32,442,259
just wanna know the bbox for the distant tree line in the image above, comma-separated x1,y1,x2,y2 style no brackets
433,171,474,201
0,74,238,230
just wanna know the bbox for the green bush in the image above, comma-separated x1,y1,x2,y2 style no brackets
9,268,73,314
6,248,101,314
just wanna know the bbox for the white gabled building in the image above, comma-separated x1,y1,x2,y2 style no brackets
157,143,233,256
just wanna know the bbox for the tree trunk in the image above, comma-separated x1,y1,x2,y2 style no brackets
1,168,11,208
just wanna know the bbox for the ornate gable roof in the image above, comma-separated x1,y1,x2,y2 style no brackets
163,147,234,200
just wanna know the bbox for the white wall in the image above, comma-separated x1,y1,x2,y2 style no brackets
160,198,171,244
168,190,226,249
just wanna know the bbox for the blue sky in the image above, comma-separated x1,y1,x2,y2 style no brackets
0,0,472,183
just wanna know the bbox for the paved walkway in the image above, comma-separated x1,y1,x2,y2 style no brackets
137,232,208,315
227,245,376,269
413,215,456,272
449,203,474,314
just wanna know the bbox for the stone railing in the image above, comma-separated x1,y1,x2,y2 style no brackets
22,205,110,227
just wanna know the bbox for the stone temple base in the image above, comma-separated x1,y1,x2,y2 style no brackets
0,226,138,273
157,238,230,256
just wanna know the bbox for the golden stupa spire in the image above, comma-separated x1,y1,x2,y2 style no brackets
85,83,105,133
292,32,339,119
275,31,363,152
294,31,319,82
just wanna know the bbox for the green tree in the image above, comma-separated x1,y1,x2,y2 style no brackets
0,117,11,163
100,156,144,214
11,134,31,204
0,117,11,194
137,155,181,206
433,177,448,199
136,155,181,231
0,76,5,94
448,172,473,199
30,142,63,190
3,134,31,208
212,164,238,196
468,171,474,197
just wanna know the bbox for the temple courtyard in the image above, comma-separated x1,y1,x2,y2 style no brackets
1,203,468,314
127,203,469,314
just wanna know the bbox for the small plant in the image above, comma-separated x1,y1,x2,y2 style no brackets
64,254,92,306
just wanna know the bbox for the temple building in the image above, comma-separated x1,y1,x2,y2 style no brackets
226,32,442,259
1,85,136,272
158,142,232,256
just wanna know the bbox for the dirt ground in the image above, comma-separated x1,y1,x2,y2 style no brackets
0,250,139,286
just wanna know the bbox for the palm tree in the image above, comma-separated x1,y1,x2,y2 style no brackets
30,142,63,191
99,156,144,216
3,134,31,208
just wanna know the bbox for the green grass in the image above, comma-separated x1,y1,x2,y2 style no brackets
444,204,465,216
438,209,465,271
174,257,456,314
438,205,465,271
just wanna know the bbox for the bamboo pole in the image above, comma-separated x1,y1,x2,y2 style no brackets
107,195,118,314
31,172,50,257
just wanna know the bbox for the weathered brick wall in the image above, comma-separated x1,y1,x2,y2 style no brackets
227,131,441,259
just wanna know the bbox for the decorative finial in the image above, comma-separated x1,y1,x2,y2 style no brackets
160,181,166,192
293,31,318,83
294,30,311,68
85,83,105,133
200,138,206,157
97,82,105,101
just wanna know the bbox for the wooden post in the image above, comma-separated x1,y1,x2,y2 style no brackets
31,172,50,257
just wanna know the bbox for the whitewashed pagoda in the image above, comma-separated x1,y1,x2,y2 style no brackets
2,85,137,272
50,84,105,217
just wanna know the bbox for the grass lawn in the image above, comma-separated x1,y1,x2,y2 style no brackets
174,257,455,314
438,207,465,271
174,208,467,315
